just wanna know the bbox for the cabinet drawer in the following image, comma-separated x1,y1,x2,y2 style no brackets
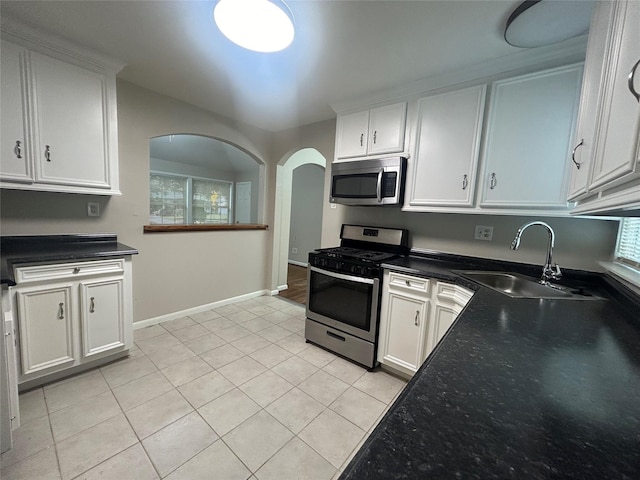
15,259,125,284
388,272,429,293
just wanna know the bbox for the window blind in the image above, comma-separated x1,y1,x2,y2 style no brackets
616,218,640,268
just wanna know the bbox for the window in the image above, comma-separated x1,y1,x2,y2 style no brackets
148,134,262,228
150,172,232,225
615,218,640,269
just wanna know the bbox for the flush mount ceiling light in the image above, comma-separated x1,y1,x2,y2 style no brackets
214,0,295,53
505,0,594,48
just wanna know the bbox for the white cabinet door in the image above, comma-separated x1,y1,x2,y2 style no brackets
589,0,640,190
367,103,407,156
380,292,429,375
428,282,473,352
0,41,31,182
335,102,407,159
567,2,613,200
30,52,110,188
80,278,125,358
16,284,74,375
480,65,582,208
336,110,369,159
378,271,430,376
408,85,486,207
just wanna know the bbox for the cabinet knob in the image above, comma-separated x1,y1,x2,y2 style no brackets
45,145,51,162
405,279,411,286
73,267,81,274
489,172,497,189
571,139,584,169
414,310,420,326
462,174,468,190
629,58,640,103
14,140,22,159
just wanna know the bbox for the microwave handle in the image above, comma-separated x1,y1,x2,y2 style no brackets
376,168,384,203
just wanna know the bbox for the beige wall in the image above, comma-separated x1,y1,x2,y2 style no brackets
335,209,618,272
1,80,275,323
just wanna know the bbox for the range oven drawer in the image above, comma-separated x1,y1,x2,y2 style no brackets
305,318,376,369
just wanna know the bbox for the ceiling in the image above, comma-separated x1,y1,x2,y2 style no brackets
0,0,588,132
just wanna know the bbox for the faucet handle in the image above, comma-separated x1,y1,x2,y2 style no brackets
551,263,562,280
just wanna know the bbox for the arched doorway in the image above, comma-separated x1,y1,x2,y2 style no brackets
271,148,327,294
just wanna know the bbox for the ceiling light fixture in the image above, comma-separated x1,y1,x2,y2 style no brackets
213,0,295,53
504,0,594,48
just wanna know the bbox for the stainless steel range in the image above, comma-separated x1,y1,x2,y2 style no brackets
305,224,409,369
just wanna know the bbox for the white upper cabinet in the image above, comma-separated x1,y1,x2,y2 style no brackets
588,1,640,190
407,85,486,208
335,102,407,160
31,52,111,189
567,2,613,200
0,26,122,195
0,41,31,182
479,65,582,209
570,1,640,214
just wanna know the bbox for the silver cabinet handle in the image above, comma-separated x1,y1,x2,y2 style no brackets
373,130,377,144
571,139,584,169
45,145,51,162
414,310,420,326
462,174,468,190
629,58,640,103
489,173,497,189
14,140,22,159
58,302,64,320
90,297,95,313
360,133,364,147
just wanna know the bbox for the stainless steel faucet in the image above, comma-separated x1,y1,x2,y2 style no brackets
511,221,562,285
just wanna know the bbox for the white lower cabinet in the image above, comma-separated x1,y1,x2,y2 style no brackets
16,284,75,376
11,258,132,386
378,271,473,377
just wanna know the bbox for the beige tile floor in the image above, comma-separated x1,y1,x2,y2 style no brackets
0,296,407,480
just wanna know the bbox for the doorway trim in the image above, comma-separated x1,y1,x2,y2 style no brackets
271,148,326,292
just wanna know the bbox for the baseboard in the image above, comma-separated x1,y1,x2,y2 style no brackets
277,284,288,292
134,289,271,330
288,260,308,268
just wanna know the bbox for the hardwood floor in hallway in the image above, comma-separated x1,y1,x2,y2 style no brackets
278,264,308,305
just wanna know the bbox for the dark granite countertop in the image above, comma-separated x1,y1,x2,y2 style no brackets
1,234,138,286
340,253,640,479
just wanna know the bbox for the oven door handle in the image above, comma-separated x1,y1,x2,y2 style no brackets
376,167,384,203
310,266,375,285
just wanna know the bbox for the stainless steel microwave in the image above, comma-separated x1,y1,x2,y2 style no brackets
330,156,407,206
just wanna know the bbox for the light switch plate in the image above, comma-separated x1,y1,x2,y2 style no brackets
87,202,100,217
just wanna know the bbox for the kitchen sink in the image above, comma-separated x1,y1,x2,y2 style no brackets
457,271,605,300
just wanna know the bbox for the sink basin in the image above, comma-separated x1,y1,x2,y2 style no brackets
457,271,604,300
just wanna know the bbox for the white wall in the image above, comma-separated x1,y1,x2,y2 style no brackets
289,164,325,264
0,80,275,323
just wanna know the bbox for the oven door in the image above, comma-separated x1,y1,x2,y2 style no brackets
306,266,380,343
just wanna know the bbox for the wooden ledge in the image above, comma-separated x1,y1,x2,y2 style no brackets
143,224,268,233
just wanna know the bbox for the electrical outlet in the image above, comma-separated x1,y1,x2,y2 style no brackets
291,247,298,254
87,202,100,217
474,225,493,241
